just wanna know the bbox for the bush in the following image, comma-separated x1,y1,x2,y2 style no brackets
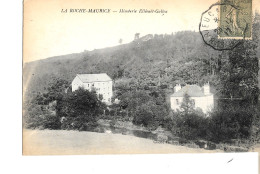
110,119,117,127
133,103,155,128
208,107,254,143
58,88,105,130
24,103,61,130
250,103,260,143
161,115,175,131
25,86,105,131
132,101,169,130
41,115,61,129
169,105,257,144
172,112,209,140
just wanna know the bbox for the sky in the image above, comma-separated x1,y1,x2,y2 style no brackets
23,0,260,62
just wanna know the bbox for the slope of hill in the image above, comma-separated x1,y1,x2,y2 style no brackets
23,30,260,101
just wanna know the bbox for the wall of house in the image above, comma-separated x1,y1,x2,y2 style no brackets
170,95,214,114
170,97,183,111
90,81,113,103
193,95,214,113
72,76,84,92
72,77,113,104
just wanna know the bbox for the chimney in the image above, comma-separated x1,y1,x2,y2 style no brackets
203,82,210,95
174,84,182,93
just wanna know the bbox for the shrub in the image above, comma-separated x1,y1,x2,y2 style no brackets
132,101,169,130
110,119,117,127
58,88,105,131
41,115,61,130
25,86,105,131
133,103,155,128
169,104,258,144
208,107,254,143
172,112,209,140
24,103,61,130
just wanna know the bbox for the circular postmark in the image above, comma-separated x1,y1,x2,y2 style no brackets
199,1,251,51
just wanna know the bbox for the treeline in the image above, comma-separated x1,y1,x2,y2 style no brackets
111,88,260,143
24,28,260,104
21,30,233,99
24,78,260,145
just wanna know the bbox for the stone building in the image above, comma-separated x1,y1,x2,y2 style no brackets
72,73,113,104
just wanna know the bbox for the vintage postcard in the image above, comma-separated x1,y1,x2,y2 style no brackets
23,0,260,155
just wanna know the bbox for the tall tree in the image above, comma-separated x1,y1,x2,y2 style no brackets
224,12,260,106
180,93,195,114
60,87,106,130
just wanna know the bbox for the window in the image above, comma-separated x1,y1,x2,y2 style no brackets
176,99,179,105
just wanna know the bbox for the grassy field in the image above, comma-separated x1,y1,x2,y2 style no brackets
23,129,223,155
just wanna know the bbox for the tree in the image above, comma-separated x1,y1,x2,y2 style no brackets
118,90,152,115
24,78,70,129
208,107,255,143
132,101,169,130
218,11,260,107
45,78,70,102
60,87,106,130
133,102,154,127
180,93,195,114
173,112,209,140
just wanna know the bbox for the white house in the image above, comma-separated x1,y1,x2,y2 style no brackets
170,83,214,114
72,73,113,104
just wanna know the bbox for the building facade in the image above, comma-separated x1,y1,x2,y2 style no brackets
170,83,214,114
72,73,113,104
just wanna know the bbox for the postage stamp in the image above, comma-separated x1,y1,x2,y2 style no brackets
199,0,253,50
218,0,252,39
199,2,242,50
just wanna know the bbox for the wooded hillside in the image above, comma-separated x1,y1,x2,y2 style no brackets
23,18,260,102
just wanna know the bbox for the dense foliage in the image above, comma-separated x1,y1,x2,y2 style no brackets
24,79,105,131
59,87,105,130
168,100,258,143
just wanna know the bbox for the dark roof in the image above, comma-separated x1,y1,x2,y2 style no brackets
77,73,112,83
171,85,210,97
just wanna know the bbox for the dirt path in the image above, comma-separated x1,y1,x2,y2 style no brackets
23,129,223,155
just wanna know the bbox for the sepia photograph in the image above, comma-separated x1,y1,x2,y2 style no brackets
23,0,260,156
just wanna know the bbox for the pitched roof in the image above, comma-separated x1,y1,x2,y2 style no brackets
171,85,209,97
77,73,112,83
